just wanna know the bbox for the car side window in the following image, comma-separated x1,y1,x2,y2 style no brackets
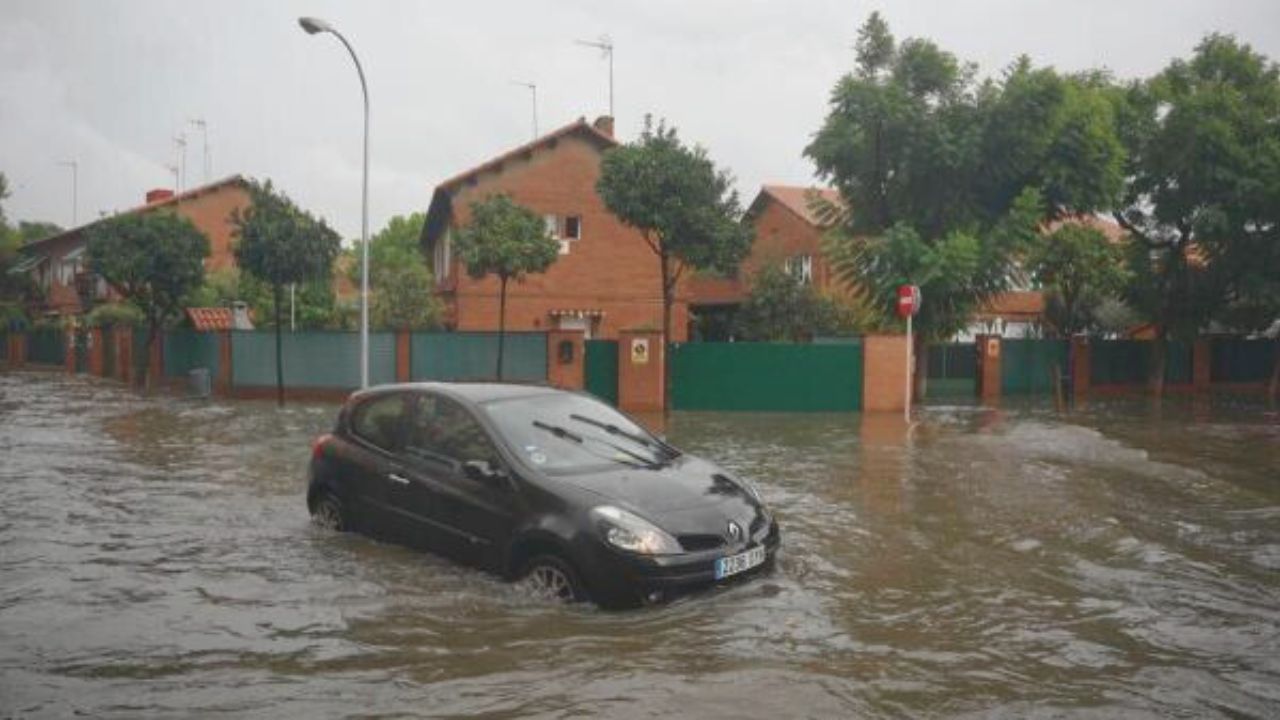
405,394,501,470
350,393,408,453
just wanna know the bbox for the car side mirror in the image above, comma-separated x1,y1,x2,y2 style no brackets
463,459,508,488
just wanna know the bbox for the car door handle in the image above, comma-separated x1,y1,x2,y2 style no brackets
388,473,410,485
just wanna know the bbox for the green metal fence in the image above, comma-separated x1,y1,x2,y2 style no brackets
163,331,220,378
1210,338,1276,383
27,328,65,365
1002,339,1068,395
232,331,397,388
584,340,619,405
1091,340,1192,386
927,342,976,397
409,332,547,383
670,341,863,412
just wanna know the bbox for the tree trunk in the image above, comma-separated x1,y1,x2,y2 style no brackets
912,333,928,402
496,275,508,381
141,319,158,391
274,283,284,408
660,251,674,415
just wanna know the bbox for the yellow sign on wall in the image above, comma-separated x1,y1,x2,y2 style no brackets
630,338,650,365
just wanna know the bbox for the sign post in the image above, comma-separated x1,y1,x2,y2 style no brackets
897,284,921,421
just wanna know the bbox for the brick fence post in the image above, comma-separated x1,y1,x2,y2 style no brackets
88,328,104,376
618,329,664,413
118,326,133,385
396,329,411,382
976,334,1002,404
1071,336,1091,403
65,328,77,374
12,333,27,367
546,329,585,390
214,330,233,396
861,334,909,413
1193,338,1211,392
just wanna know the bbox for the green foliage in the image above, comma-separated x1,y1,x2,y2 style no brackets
807,14,1125,356
17,221,63,244
85,301,144,328
1030,222,1130,336
372,262,442,330
185,267,244,309
233,180,341,291
348,212,427,285
86,212,209,329
454,195,558,283
735,265,838,342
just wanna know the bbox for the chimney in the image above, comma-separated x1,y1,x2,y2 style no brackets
146,188,175,204
592,115,614,138
231,301,254,330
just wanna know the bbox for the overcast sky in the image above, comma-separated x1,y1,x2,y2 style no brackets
2,0,1279,239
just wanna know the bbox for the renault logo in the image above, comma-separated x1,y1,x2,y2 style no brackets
727,521,743,541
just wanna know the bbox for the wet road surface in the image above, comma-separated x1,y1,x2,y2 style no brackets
1,371,1278,718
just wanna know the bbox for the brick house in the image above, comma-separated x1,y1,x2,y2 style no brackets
687,184,843,339
16,176,252,319
421,116,690,341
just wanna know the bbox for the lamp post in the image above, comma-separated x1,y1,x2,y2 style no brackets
299,16,370,388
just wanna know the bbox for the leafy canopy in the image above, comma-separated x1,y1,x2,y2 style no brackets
232,179,341,291
372,262,442,330
1030,222,1130,336
735,265,838,342
453,195,558,282
86,211,210,329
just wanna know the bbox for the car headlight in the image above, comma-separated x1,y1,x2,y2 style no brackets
591,505,682,555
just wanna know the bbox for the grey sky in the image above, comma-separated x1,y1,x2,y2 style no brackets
2,0,1278,239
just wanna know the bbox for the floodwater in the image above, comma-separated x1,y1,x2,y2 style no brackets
1,372,1278,719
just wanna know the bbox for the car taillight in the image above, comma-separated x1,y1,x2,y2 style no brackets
312,434,333,460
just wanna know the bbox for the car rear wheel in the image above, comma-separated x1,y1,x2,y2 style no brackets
311,492,347,532
518,555,585,604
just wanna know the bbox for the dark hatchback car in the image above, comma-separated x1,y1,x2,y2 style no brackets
307,382,780,608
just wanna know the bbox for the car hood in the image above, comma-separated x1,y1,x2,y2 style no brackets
551,455,763,527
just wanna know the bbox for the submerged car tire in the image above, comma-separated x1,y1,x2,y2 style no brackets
311,492,347,532
518,554,586,604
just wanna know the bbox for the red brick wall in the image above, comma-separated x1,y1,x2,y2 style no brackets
443,134,689,341
862,334,909,412
171,184,251,273
617,329,665,412
546,329,585,390
744,197,834,291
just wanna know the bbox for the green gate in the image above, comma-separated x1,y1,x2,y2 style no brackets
1001,339,1068,395
73,327,88,373
927,342,976,397
1210,338,1276,383
409,332,547,383
102,325,116,378
1092,340,1193,386
670,341,862,412
584,340,619,405
27,328,65,365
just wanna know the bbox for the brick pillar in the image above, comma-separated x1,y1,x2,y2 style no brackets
88,328,104,376
1071,336,1091,403
214,330,233,396
546,329,585,390
117,326,133,384
862,334,909,412
395,330,411,382
65,328,77,373
976,334,1002,404
5,332,23,367
1193,338,1211,392
618,329,664,413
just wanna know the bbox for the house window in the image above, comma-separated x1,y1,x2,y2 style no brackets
434,229,452,280
786,254,813,285
544,214,582,254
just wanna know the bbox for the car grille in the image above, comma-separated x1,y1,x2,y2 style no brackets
677,534,726,552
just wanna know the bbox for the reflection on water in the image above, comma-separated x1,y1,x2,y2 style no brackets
1,372,1278,718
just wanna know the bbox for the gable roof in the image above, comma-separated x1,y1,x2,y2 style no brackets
749,185,844,228
22,175,249,253
422,118,619,246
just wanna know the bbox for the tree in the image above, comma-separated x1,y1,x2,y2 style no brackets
1109,34,1280,395
372,262,441,330
735,265,838,342
232,180,341,405
86,212,209,387
17,221,63,244
347,212,427,286
597,117,753,401
453,195,558,378
806,14,1124,398
1031,222,1130,337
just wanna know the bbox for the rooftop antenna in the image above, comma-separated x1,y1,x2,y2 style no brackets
510,80,538,139
575,35,613,117
56,159,78,225
165,162,180,189
189,118,210,182
173,133,188,191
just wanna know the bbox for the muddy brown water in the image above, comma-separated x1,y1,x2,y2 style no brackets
1,371,1278,718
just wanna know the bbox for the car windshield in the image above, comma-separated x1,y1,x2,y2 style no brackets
481,392,670,473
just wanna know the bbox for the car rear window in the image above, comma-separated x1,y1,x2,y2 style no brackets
350,393,408,452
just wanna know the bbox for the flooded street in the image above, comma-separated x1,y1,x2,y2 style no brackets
2,371,1278,718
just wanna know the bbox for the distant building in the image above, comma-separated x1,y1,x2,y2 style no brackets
421,116,693,340
15,176,252,319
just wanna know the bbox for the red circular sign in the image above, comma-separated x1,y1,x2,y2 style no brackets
897,284,921,318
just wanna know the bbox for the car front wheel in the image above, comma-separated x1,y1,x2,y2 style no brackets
518,555,586,604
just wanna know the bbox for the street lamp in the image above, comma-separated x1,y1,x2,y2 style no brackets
299,15,371,389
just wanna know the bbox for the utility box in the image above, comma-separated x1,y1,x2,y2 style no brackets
189,368,212,398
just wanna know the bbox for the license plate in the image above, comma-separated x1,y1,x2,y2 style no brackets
714,545,766,580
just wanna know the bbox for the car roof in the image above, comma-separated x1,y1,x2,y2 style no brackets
349,381,562,406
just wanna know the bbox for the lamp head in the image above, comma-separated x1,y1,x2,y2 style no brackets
298,17,331,35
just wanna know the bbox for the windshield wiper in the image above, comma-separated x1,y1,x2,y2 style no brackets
531,420,661,469
568,413,681,461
